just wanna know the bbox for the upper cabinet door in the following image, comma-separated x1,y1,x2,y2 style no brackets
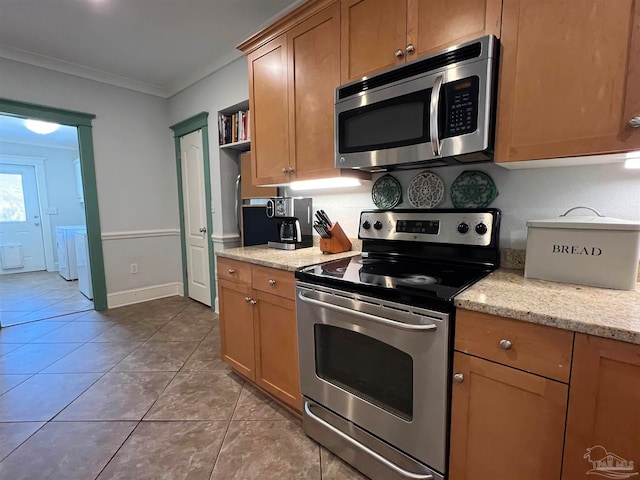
247,36,291,185
287,3,341,180
406,0,502,58
496,0,640,163
562,334,640,480
341,0,407,83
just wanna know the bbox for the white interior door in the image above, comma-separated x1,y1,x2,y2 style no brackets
180,130,211,306
0,163,46,274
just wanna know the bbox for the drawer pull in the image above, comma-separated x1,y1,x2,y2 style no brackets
500,339,513,350
250,299,257,305
228,269,235,274
244,297,250,302
453,373,464,383
268,279,276,286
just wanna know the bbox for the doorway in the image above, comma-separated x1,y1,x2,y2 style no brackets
0,97,107,327
170,112,215,308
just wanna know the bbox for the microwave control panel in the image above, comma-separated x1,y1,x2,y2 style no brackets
442,76,480,138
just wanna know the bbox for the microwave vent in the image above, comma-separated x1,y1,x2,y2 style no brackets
338,42,482,100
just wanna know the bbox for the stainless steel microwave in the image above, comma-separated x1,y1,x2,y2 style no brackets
335,35,499,171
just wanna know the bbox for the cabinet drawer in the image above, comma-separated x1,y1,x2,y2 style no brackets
251,265,295,299
455,309,574,383
217,257,252,285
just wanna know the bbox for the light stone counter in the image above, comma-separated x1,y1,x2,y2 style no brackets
215,245,360,272
455,269,640,345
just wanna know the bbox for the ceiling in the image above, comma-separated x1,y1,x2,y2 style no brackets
0,0,302,98
0,114,79,150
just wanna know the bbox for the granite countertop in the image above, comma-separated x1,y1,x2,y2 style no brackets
455,269,640,345
216,245,360,272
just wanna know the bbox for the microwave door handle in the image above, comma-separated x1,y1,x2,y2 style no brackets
430,74,444,156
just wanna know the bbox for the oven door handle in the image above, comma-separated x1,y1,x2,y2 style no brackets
304,401,434,480
430,74,444,157
297,292,437,331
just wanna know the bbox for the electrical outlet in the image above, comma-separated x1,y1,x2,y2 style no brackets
130,263,138,274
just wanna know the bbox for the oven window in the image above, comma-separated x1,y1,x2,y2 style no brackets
338,90,430,153
314,324,413,420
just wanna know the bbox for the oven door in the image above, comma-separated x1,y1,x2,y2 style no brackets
335,58,494,170
296,282,450,474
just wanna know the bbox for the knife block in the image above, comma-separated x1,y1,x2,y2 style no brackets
320,222,352,254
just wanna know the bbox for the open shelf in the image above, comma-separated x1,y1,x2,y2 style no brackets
220,139,251,151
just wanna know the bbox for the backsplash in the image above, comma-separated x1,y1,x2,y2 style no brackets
286,161,640,249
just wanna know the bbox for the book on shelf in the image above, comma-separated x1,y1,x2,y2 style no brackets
218,108,250,145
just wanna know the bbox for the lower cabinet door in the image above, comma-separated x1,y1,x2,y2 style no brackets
218,279,255,380
449,352,568,480
562,334,640,480
253,290,301,411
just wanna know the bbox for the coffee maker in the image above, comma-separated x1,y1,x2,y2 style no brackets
265,197,313,250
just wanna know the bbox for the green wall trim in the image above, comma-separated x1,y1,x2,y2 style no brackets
0,98,107,311
171,112,216,310
170,112,209,138
173,136,189,299
0,97,95,126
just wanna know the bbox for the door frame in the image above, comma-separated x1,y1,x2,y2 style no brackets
169,112,215,308
0,97,107,311
0,155,53,271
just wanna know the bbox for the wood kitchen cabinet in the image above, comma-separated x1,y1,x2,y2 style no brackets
449,352,568,480
217,256,302,411
562,334,640,480
243,1,367,186
495,0,640,163
450,308,572,480
340,0,502,83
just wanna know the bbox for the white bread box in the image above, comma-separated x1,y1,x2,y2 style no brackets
525,207,640,290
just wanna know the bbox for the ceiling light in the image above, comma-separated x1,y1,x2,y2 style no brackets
624,151,640,169
25,119,60,135
288,177,363,191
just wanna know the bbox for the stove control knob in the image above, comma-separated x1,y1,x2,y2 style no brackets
373,221,383,230
457,222,469,234
362,220,371,230
475,223,488,235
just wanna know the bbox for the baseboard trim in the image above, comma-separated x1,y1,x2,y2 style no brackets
107,282,184,309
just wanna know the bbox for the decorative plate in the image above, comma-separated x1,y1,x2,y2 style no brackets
450,170,499,208
407,171,445,208
371,174,402,209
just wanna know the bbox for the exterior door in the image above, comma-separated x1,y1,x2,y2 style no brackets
180,130,211,306
0,163,46,274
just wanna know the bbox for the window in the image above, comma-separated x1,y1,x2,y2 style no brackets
0,173,27,222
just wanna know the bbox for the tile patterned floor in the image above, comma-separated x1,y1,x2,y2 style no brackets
0,296,367,480
0,271,94,327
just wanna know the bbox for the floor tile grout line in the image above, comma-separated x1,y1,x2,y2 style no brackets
0,421,48,463
91,419,143,480
208,377,245,480
0,372,34,398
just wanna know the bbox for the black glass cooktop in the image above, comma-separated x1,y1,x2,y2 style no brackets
296,254,493,307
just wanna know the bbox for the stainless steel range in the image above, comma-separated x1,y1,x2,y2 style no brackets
295,208,501,480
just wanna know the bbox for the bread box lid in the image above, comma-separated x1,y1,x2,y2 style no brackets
526,206,640,232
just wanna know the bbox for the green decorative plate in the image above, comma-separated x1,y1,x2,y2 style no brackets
450,171,498,208
371,174,402,210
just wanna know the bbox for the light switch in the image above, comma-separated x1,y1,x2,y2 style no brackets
47,207,58,215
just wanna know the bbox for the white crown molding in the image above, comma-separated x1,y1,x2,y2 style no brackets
0,44,168,98
101,229,181,241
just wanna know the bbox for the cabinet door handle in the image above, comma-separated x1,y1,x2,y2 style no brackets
629,116,640,128
282,167,288,173
244,297,251,302
268,279,276,286
288,166,295,173
406,44,415,54
394,49,404,58
453,373,464,383
250,300,257,305
500,339,513,350
228,269,235,274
